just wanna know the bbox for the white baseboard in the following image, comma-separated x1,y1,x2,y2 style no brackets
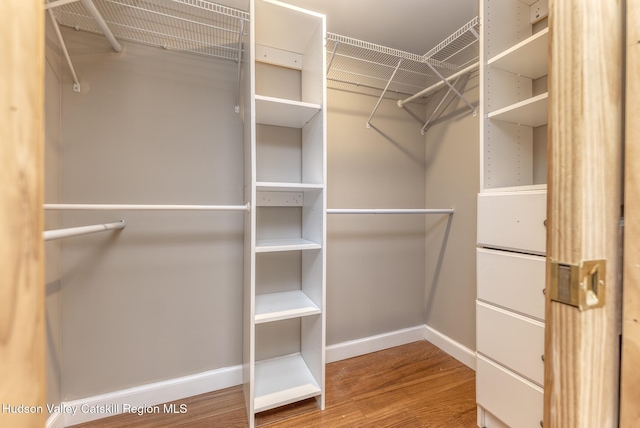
61,364,242,426
59,325,475,426
326,325,426,363
46,411,64,428
423,324,476,369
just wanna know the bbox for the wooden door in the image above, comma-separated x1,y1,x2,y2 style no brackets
545,0,623,426
620,1,640,425
0,1,46,427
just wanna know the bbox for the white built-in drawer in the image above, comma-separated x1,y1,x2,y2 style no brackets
477,248,545,320
477,190,547,254
477,302,545,386
476,354,544,428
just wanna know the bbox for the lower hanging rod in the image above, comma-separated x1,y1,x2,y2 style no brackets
44,220,125,241
327,208,454,215
44,203,251,212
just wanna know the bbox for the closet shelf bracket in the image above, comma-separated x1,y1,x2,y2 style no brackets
235,18,245,113
326,41,339,74
421,75,462,135
46,0,122,93
78,0,121,52
46,4,81,92
397,62,479,108
424,61,476,116
366,59,403,129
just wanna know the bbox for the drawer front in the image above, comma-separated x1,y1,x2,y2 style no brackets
477,302,545,386
477,355,543,428
477,248,545,320
477,191,547,254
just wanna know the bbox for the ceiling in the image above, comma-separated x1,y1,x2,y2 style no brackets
215,0,478,55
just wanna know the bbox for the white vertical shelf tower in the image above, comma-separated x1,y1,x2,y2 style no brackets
243,1,326,426
477,0,548,427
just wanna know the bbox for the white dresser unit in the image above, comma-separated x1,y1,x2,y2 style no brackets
477,0,548,426
243,1,327,427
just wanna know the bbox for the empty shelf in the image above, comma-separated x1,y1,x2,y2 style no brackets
489,28,549,79
256,182,324,192
255,95,321,128
485,184,548,193
255,290,321,324
255,238,321,253
254,354,321,412
488,93,548,127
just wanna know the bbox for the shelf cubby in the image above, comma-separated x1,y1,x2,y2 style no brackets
254,353,322,412
255,290,321,324
488,92,548,127
255,95,321,128
256,117,323,186
488,28,549,79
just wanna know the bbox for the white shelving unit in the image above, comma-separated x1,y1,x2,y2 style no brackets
477,0,548,427
243,1,326,427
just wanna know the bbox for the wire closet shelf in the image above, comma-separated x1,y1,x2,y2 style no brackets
50,0,249,61
325,17,479,99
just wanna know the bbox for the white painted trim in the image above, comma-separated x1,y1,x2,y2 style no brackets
46,411,64,428
62,364,242,426
325,325,426,363
59,325,475,426
423,324,477,369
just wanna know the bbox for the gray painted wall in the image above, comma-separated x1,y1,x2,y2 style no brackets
326,90,427,344
58,29,244,400
423,74,480,350
48,28,470,401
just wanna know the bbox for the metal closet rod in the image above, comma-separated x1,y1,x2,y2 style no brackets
327,208,454,215
44,220,125,241
44,203,251,211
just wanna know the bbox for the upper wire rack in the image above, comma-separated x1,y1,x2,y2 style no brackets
326,17,479,98
51,0,249,61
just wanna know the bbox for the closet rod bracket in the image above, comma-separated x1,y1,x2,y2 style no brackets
46,6,82,93
326,41,339,74
366,59,403,129
424,61,476,116
235,19,245,114
421,75,463,135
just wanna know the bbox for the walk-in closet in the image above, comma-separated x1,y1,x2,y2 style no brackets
3,0,633,427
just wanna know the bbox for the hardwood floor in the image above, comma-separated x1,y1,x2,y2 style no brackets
70,341,476,428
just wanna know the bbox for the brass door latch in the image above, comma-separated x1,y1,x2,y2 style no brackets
549,259,606,311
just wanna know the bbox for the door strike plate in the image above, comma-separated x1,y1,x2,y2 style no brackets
549,259,606,311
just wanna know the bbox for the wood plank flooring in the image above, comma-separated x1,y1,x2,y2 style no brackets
71,340,476,428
